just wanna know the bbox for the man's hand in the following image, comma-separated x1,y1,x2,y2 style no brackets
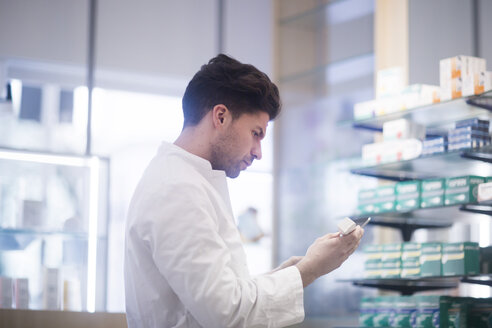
295,226,364,288
270,256,304,273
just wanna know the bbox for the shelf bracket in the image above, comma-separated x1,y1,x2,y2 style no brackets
466,94,492,111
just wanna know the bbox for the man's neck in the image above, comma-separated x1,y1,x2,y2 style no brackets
174,126,212,162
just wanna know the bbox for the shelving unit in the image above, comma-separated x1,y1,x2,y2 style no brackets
350,145,492,181
342,92,492,295
338,90,492,133
339,274,492,295
0,148,109,312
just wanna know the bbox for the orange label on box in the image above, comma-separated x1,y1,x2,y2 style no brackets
451,58,461,79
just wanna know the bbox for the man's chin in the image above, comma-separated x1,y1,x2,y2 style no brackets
226,168,241,179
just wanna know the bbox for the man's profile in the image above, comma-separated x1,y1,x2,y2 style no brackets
124,54,363,328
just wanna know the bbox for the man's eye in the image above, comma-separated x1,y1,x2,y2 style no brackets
253,131,259,137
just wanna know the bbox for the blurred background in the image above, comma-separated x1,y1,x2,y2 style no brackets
0,0,491,327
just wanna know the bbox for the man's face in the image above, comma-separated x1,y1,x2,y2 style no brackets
210,111,269,178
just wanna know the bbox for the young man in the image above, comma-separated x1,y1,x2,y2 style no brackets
124,54,364,328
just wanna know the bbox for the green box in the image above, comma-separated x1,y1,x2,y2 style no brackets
401,243,421,277
420,178,445,208
396,181,421,211
364,244,383,278
442,242,480,276
358,189,377,214
439,296,469,328
359,297,376,327
372,297,395,328
392,296,417,328
375,185,396,213
415,295,440,328
469,297,492,328
381,243,402,278
445,175,485,205
420,242,442,277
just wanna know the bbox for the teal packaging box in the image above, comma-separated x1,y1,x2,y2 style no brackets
358,189,377,215
445,175,485,205
381,243,402,278
420,242,442,277
375,185,396,213
420,178,445,208
396,180,421,212
364,244,383,278
401,242,421,277
442,242,480,276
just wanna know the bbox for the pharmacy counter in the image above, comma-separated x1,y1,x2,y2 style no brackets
0,309,127,328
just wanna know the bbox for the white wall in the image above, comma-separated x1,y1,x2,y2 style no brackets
224,0,274,76
408,0,474,85
0,0,88,65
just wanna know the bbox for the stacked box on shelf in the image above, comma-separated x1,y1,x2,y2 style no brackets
422,136,447,156
396,180,421,211
360,296,492,328
440,55,486,100
477,181,492,202
383,119,426,141
381,243,402,278
445,175,485,205
401,84,440,109
375,185,396,213
469,298,492,328
371,296,395,328
439,297,469,328
401,242,421,278
420,178,445,208
415,295,440,328
448,118,490,151
442,242,480,276
392,296,417,328
420,242,442,277
364,244,382,278
358,189,377,215
354,99,377,120
359,297,376,327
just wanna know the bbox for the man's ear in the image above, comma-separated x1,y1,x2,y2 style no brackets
212,104,229,128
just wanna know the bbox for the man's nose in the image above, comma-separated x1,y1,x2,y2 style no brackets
252,141,262,160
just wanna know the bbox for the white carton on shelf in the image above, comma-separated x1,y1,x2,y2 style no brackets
14,278,29,309
463,72,487,97
375,96,405,116
383,119,426,141
362,139,423,165
478,182,492,202
353,99,377,121
362,142,385,165
382,139,423,163
440,55,486,100
0,277,13,308
402,84,440,109
43,268,60,310
484,71,492,92
376,67,406,99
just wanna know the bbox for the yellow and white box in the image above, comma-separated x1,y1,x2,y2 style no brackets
440,55,486,100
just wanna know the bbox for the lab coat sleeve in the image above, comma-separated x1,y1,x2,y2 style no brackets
143,181,304,328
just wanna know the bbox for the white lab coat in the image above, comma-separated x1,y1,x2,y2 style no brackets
125,142,304,328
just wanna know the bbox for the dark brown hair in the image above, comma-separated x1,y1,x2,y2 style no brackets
181,54,281,127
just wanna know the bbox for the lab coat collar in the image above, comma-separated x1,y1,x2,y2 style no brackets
159,142,233,216
159,141,225,179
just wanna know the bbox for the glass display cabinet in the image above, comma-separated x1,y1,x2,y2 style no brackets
0,148,109,312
